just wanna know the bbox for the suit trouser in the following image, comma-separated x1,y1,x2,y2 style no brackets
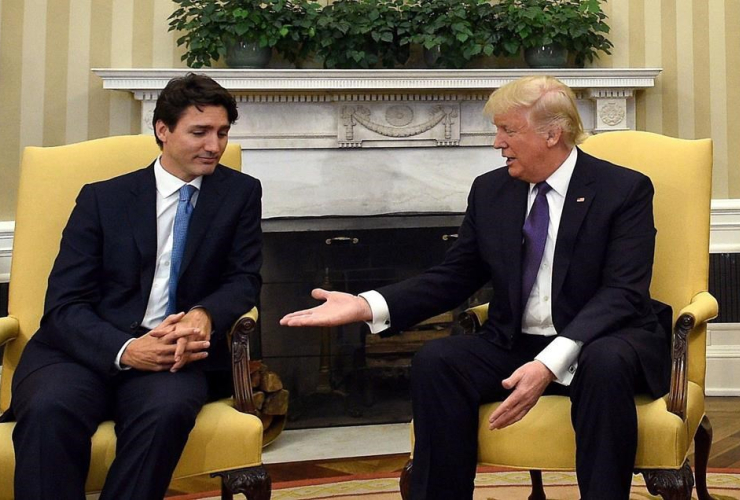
11,359,208,500
409,333,646,500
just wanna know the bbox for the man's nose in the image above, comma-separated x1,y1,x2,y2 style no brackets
493,133,504,149
204,133,219,152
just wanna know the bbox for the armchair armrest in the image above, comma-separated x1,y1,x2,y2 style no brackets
0,316,19,347
667,292,718,419
457,304,489,335
228,307,259,415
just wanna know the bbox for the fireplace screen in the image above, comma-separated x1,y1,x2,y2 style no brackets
258,216,490,429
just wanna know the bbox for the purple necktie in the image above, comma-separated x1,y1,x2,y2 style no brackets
521,182,551,307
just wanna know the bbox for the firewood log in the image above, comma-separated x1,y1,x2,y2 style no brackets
259,371,284,392
263,389,289,416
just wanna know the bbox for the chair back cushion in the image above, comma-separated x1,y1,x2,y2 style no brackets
580,131,713,388
0,135,242,411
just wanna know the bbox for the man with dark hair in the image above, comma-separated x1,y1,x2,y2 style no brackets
8,73,262,499
281,76,670,499
152,73,239,147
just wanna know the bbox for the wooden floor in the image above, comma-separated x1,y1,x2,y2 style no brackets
267,396,740,483
691,396,740,469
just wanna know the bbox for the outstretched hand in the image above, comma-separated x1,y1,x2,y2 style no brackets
488,361,555,430
280,288,373,327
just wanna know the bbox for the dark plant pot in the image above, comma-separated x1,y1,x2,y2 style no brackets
224,40,272,69
423,46,442,68
524,44,568,69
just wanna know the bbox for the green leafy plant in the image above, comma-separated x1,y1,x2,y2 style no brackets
169,0,298,68
311,0,412,69
273,0,322,66
405,0,499,69
495,0,613,66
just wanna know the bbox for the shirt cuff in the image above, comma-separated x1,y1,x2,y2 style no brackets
534,336,583,386
358,290,391,334
115,338,136,371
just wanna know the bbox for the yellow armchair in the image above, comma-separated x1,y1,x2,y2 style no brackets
0,136,270,500
400,131,717,500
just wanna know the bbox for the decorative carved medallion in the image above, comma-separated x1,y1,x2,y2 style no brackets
385,105,414,127
143,109,155,131
600,101,626,126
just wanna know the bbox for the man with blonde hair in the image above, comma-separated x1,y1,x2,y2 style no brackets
281,76,670,499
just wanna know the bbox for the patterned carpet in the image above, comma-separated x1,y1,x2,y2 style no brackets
178,469,740,499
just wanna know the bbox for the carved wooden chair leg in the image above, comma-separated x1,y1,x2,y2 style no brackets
221,481,233,500
212,465,272,500
640,460,694,500
399,459,413,500
694,415,715,500
528,470,546,500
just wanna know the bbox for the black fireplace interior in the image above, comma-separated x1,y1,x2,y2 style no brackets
257,214,491,429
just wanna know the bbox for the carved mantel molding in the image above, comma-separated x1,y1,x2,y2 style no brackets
94,68,661,150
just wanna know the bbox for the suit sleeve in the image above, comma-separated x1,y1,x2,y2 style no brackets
377,178,491,334
40,184,134,375
194,179,262,337
560,173,657,344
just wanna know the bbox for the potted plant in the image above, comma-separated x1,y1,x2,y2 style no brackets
273,0,323,67
405,0,499,69
169,0,299,68
311,0,412,69
495,0,613,68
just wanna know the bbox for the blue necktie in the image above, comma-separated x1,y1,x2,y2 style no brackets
521,182,551,307
167,185,197,315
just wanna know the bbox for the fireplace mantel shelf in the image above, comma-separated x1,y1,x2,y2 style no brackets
94,68,661,94
94,67,660,218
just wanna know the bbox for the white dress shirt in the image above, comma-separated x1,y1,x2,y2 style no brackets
361,147,582,385
115,158,202,369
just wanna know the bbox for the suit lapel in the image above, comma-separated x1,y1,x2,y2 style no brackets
552,150,596,301
496,177,529,314
127,165,158,300
180,165,226,276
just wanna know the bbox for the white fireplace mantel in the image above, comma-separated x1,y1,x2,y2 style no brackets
93,68,660,218
95,68,660,149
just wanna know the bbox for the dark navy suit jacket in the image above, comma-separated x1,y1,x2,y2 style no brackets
378,149,670,398
13,163,262,391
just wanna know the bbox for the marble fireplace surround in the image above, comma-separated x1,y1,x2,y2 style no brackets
94,68,660,222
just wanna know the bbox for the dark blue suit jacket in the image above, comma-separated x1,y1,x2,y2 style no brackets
13,163,262,389
378,149,670,398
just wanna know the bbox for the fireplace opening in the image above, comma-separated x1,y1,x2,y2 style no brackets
258,214,491,429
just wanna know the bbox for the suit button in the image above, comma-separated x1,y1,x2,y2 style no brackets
130,321,139,330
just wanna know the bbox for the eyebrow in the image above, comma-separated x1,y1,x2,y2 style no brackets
190,124,231,130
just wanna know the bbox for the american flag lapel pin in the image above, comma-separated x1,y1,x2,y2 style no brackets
576,197,586,203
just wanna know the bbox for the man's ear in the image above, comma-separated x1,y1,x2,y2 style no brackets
546,127,563,147
155,120,169,145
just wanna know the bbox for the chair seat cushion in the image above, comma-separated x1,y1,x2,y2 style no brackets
476,381,705,470
0,399,263,498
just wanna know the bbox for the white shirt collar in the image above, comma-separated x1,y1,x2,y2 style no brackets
154,157,203,198
530,147,578,197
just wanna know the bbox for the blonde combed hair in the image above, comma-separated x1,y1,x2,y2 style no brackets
484,76,588,147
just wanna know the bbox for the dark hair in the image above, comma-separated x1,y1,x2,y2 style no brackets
153,73,238,147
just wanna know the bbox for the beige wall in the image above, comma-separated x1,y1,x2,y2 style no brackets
0,0,738,220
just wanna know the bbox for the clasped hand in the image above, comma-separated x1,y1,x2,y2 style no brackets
121,310,212,373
